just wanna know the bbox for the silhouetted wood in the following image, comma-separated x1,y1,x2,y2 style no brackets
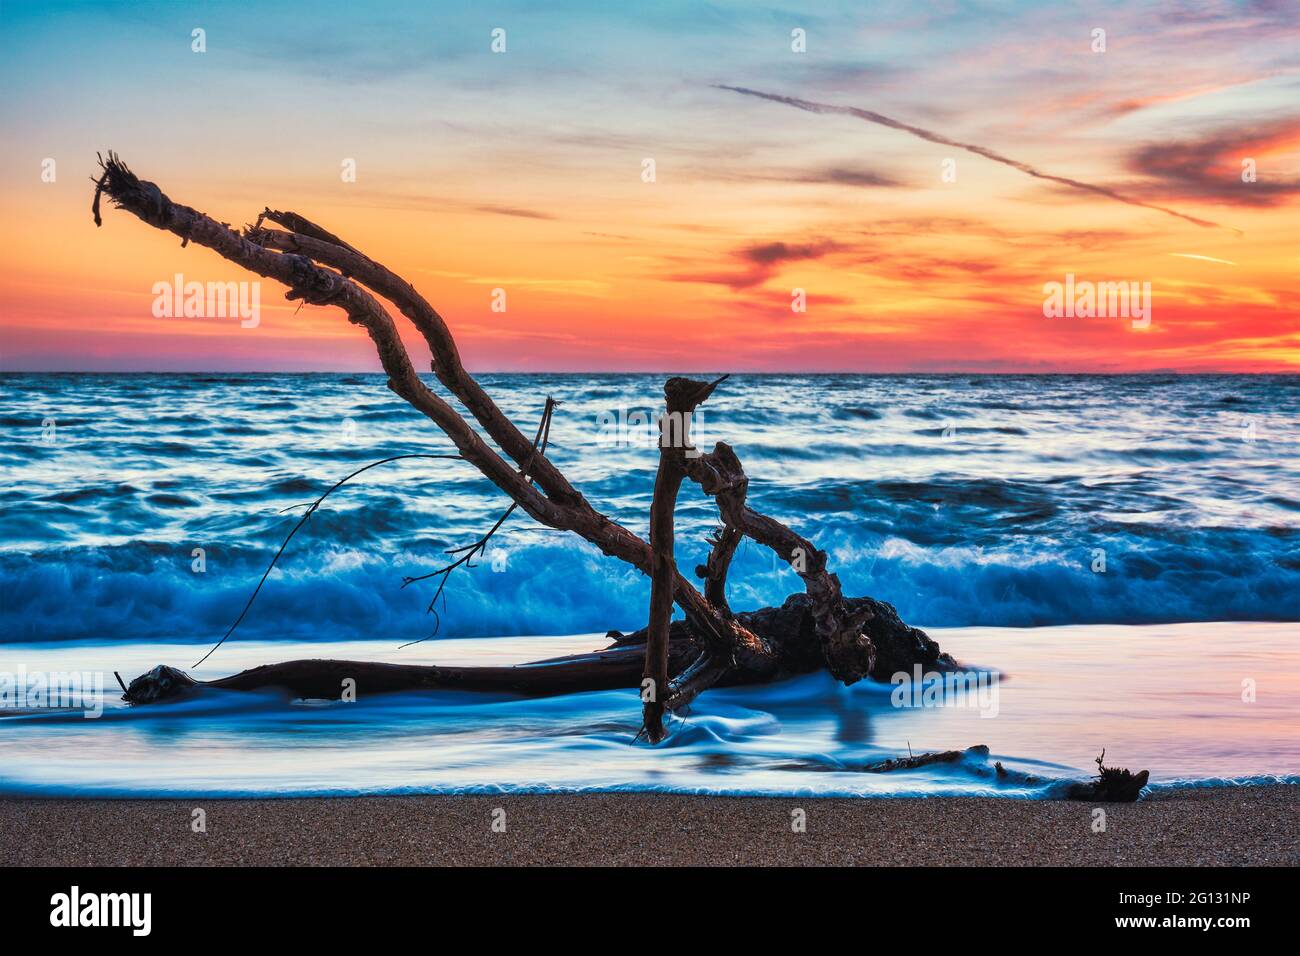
1063,749,1150,802
643,376,731,741
124,593,953,706
93,152,949,739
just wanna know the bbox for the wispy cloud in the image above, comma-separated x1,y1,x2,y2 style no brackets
475,204,556,221
718,85,1243,233
1128,118,1300,206
792,166,902,188
667,239,837,290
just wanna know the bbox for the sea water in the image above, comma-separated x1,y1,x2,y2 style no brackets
1,373,1296,796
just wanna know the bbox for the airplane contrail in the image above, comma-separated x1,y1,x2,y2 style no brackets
1168,253,1238,265
718,85,1243,235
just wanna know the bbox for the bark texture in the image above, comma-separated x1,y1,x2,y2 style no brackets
94,153,949,737
123,594,952,705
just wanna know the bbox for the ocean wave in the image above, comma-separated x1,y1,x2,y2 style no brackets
2,372,1297,640
2,622,1296,797
2,520,1295,643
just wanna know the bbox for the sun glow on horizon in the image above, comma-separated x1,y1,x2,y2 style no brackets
1,1,1296,373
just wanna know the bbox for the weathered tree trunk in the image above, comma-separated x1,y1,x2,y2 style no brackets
93,153,949,736
123,594,953,705
643,451,683,741
642,376,730,741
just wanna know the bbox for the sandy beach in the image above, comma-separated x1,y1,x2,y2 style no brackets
5,785,1295,867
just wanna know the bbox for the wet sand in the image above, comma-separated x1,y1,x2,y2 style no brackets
4,785,1295,866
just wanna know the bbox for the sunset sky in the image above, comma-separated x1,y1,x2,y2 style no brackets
1,0,1296,372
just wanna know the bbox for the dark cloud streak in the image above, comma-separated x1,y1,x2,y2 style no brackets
475,204,556,220
666,240,836,290
798,166,901,188
741,240,837,265
718,85,1242,234
1128,120,1300,207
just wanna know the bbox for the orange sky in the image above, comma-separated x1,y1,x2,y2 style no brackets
1,1,1297,372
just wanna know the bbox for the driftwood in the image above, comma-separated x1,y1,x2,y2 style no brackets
93,152,949,739
770,744,1149,799
124,593,953,705
1062,749,1150,802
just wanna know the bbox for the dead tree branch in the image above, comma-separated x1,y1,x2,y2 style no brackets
195,453,463,667
398,396,558,645
642,376,729,741
93,152,947,738
685,443,875,684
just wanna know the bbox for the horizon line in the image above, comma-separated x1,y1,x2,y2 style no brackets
1,368,1293,377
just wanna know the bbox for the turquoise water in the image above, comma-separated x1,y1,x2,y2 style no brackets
1,373,1296,796
1,623,1296,797
2,373,1297,642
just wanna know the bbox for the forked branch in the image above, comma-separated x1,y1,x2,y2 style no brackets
95,152,893,739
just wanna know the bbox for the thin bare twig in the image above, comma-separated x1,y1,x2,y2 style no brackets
192,453,463,667
398,398,557,648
